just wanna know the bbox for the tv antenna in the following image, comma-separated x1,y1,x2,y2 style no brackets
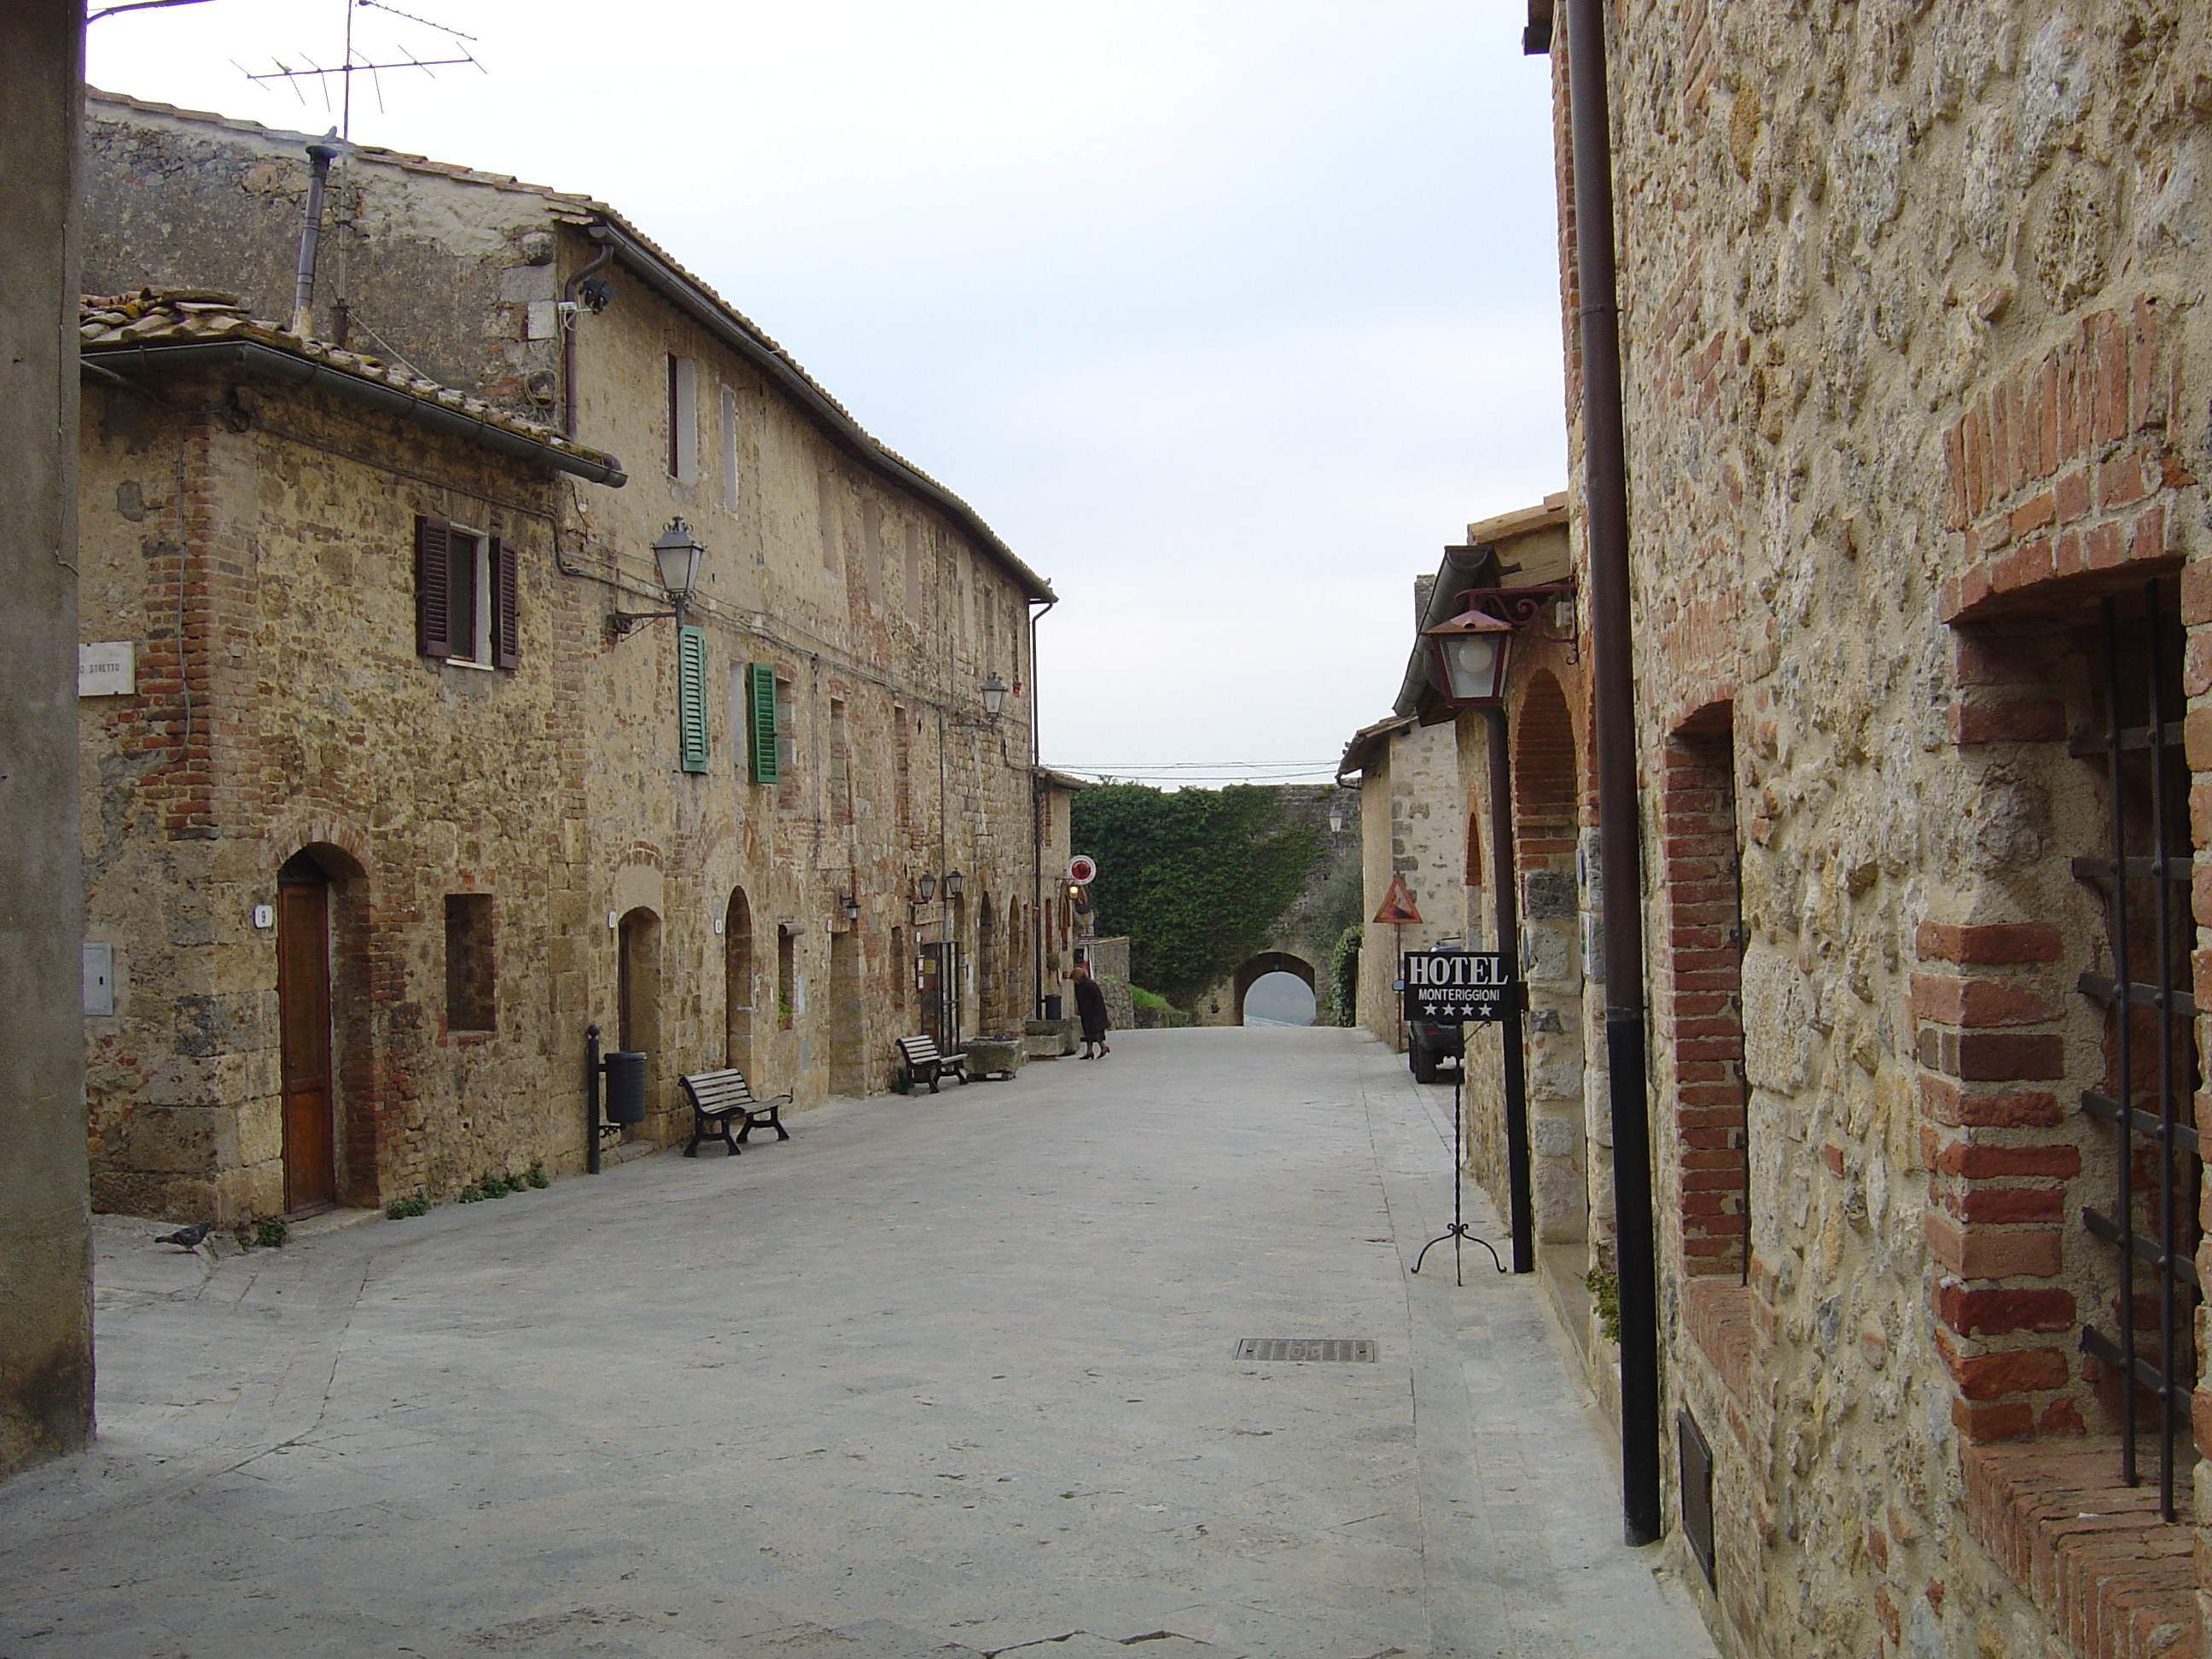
235,0,485,146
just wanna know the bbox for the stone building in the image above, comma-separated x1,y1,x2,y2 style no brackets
76,93,1068,1226
1352,3,2212,1655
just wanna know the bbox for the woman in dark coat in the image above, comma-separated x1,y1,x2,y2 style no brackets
1072,963,1110,1058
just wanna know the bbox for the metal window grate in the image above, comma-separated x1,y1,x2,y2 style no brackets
2076,581,2203,1522
1233,1338,1376,1362
1677,1408,1715,1588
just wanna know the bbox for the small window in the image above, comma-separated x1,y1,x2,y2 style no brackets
775,675,796,775
416,517,515,668
668,355,699,482
830,698,852,824
719,383,741,508
777,924,796,1029
444,894,496,1032
818,471,840,572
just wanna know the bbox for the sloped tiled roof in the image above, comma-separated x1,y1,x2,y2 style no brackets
81,287,620,468
85,89,1053,599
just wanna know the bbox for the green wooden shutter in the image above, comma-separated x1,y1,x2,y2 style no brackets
678,625,709,774
747,662,778,783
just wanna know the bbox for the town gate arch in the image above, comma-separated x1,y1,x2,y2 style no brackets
1231,951,1316,1026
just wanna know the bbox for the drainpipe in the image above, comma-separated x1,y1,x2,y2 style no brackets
562,228,616,439
288,138,341,338
1564,0,1662,1546
1485,706,1535,1274
1027,595,1058,1018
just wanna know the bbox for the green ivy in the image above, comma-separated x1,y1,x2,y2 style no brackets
1326,924,1361,1026
1584,1265,1621,1345
1071,783,1320,1005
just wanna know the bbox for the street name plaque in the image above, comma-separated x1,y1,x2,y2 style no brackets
1400,950,1513,1023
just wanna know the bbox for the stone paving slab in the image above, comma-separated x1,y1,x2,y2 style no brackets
0,1027,1715,1659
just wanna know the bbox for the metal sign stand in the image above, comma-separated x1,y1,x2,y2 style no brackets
1412,1062,1505,1284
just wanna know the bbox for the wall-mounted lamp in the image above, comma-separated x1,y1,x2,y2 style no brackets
917,872,937,903
1423,602,1514,707
951,673,1010,729
941,870,965,900
1329,803,1345,835
608,517,706,638
840,893,860,924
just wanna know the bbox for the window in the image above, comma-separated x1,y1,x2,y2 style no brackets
444,894,496,1032
415,516,515,668
742,662,778,783
678,625,708,774
668,355,699,482
830,698,852,824
894,704,912,834
777,924,795,1029
775,675,796,776
818,470,840,572
861,498,883,607
892,924,906,1007
719,383,741,508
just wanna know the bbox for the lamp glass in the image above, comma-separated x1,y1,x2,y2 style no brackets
943,870,965,899
917,873,937,902
653,518,704,599
981,674,1008,716
1439,632,1505,702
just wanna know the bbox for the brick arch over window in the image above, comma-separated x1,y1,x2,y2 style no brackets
1513,670,1578,875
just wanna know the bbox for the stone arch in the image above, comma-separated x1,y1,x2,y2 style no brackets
723,887,754,1075
1231,951,1316,1025
1511,668,1589,1249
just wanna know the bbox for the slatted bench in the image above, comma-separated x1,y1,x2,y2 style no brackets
895,1035,968,1093
678,1068,793,1157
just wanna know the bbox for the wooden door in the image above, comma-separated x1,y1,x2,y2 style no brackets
277,873,337,1213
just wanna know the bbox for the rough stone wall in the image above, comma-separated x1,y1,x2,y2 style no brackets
78,98,1051,1222
1545,1,2212,1653
1355,718,1467,1045
0,0,93,1482
78,373,582,1223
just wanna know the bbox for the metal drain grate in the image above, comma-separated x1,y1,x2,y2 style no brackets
1234,1337,1376,1363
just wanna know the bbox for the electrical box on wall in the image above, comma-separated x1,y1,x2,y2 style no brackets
83,944,115,1017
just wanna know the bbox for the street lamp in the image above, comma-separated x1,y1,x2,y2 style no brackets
981,673,1009,718
609,517,707,637
840,893,860,924
942,870,965,900
917,872,938,903
1423,600,1514,706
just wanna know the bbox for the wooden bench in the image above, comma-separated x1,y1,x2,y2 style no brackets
895,1035,969,1093
678,1068,793,1157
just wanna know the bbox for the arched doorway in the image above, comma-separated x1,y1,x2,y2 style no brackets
1231,951,1316,1025
829,923,865,1096
724,888,754,1076
1514,670,1588,1252
977,893,1001,1032
618,908,661,1128
276,844,365,1214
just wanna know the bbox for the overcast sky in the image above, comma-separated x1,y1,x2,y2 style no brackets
88,0,1565,785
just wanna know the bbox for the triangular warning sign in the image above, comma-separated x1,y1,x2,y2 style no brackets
1373,874,1422,925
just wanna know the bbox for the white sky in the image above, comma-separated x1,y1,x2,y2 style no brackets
88,0,1566,785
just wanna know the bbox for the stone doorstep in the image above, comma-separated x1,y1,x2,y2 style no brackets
1964,1438,2202,1659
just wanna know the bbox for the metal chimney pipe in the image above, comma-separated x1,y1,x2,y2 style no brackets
288,138,340,338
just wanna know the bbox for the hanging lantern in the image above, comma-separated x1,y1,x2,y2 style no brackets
1422,602,1514,706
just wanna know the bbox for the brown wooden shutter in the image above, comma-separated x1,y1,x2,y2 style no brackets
492,537,519,668
415,516,453,658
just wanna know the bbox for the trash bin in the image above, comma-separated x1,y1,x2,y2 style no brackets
1041,993,1063,1022
601,1051,649,1123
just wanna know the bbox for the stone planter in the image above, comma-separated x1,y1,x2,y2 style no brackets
1022,1017,1077,1058
962,1035,1025,1080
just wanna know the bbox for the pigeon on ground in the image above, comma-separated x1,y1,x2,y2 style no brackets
154,1222,212,1250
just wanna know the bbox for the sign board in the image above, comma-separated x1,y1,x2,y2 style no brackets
1067,854,1097,885
1373,873,1422,924
78,641,135,697
1401,951,1513,1023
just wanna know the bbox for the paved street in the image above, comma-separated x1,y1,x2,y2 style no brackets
0,1027,1716,1659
